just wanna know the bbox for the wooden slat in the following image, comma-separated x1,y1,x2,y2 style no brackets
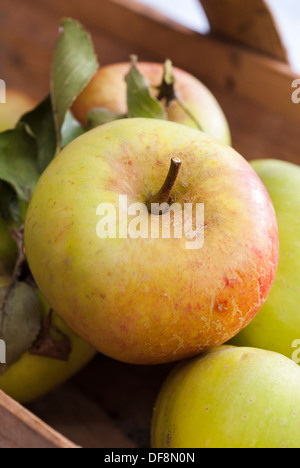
1,0,299,170
200,0,288,62
68,355,175,448
213,87,300,165
27,385,137,449
23,0,298,126
0,0,155,101
27,355,175,449
0,390,77,448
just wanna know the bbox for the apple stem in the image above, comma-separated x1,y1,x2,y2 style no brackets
29,309,72,361
148,157,182,215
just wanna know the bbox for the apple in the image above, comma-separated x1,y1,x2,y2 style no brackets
0,89,36,132
24,118,278,365
230,160,300,361
0,280,97,403
0,216,17,276
151,346,300,448
72,62,231,145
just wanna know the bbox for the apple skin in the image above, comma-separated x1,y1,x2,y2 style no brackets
72,62,231,145
0,89,35,132
24,119,278,365
151,346,300,448
231,160,300,360
0,216,18,276
0,284,97,404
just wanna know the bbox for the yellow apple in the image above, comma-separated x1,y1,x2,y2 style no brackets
24,119,278,365
152,346,300,448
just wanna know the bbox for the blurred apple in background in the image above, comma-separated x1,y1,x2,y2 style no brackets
25,118,278,365
151,346,300,448
0,89,36,132
231,160,300,362
72,62,231,145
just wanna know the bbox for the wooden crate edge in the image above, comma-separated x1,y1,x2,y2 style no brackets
0,390,78,448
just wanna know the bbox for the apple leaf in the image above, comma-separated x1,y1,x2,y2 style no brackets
61,110,85,147
126,55,167,120
0,124,39,203
20,96,57,173
0,101,85,225
51,18,99,149
0,182,20,223
0,282,41,373
87,108,126,129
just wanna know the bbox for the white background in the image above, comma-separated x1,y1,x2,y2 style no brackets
135,0,300,72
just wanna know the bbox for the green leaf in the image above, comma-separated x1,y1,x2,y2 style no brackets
0,282,41,372
51,18,99,149
61,111,85,147
0,182,19,223
0,124,39,203
87,108,126,130
20,96,57,173
126,56,166,120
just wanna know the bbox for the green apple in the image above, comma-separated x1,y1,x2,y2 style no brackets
151,346,300,448
0,89,36,132
231,160,300,361
24,119,278,365
0,281,97,403
72,62,231,145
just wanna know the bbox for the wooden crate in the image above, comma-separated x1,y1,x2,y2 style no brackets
0,0,299,448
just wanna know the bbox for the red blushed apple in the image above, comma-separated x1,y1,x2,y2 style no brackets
25,119,278,365
72,62,231,145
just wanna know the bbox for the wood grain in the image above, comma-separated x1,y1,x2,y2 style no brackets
200,0,288,61
0,0,154,101
28,354,175,449
25,0,298,123
27,384,137,448
0,390,76,448
0,0,298,125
